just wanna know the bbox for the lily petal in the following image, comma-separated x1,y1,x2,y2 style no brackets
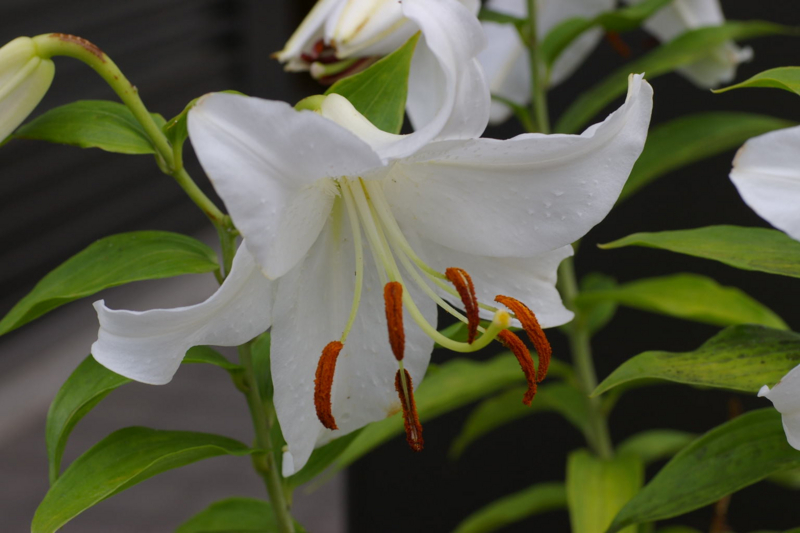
385,74,653,257
271,201,435,475
624,0,751,88
760,363,800,450
91,243,273,385
730,125,800,242
188,93,383,278
415,232,575,328
403,0,490,148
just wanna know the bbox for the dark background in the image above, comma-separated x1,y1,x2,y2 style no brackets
1,1,800,532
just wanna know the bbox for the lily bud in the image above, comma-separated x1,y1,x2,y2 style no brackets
0,37,55,141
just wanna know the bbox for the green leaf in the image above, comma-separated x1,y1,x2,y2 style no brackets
767,467,800,490
600,226,800,279
617,430,695,465
556,22,796,133
452,482,567,533
176,497,306,533
46,356,130,484
286,430,363,489
594,325,800,396
331,353,533,471
478,8,526,26
715,67,800,97
449,382,589,460
251,331,273,401
577,273,619,336
542,0,672,67
620,112,795,202
326,33,420,134
46,350,241,484
14,100,165,154
576,273,787,330
567,450,644,533
608,409,800,532
32,427,252,533
0,231,218,336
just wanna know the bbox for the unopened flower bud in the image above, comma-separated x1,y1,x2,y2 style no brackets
0,37,55,140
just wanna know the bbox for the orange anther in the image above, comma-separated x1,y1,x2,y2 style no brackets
445,267,480,344
314,341,344,430
384,282,405,361
395,369,424,452
495,295,552,382
498,330,537,405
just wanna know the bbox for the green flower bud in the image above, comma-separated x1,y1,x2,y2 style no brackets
0,37,55,140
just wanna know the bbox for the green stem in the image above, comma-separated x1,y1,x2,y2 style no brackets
558,257,614,460
239,343,295,533
525,0,551,134
31,33,226,226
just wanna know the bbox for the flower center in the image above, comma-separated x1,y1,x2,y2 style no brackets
313,177,552,447
301,39,378,84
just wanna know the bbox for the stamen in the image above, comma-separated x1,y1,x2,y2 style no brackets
498,330,537,406
395,368,424,452
314,341,344,430
495,295,552,382
384,282,405,361
445,268,480,343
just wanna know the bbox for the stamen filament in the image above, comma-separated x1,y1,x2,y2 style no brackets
339,182,365,343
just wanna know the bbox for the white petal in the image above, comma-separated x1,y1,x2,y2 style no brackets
386,75,653,257
760,364,800,450
188,93,383,278
275,0,345,65
91,244,273,385
270,199,435,475
626,0,750,88
478,21,530,125
0,56,54,141
730,125,800,242
402,0,490,150
415,233,575,328
332,0,412,58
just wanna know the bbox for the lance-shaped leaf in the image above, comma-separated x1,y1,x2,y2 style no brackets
600,226,800,279
330,353,539,471
617,430,695,465
715,67,800,97
567,450,643,533
556,22,797,134
577,274,787,330
452,482,567,533
450,383,590,460
577,273,619,337
14,100,165,154
594,325,800,396
607,409,800,532
620,113,795,202
46,349,240,484
176,497,307,533
542,0,672,67
0,231,219,336
32,427,253,533
326,33,419,134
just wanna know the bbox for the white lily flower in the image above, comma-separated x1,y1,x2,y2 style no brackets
0,37,55,140
623,0,753,88
92,74,653,476
730,125,800,243
275,0,488,136
479,0,615,124
731,124,800,449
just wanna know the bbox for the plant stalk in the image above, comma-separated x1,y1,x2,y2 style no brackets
239,343,295,533
525,0,551,134
31,33,227,227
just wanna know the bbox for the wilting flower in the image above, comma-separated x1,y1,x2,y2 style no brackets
623,0,752,88
92,74,652,476
0,37,54,140
731,124,800,449
479,0,615,124
274,0,488,135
